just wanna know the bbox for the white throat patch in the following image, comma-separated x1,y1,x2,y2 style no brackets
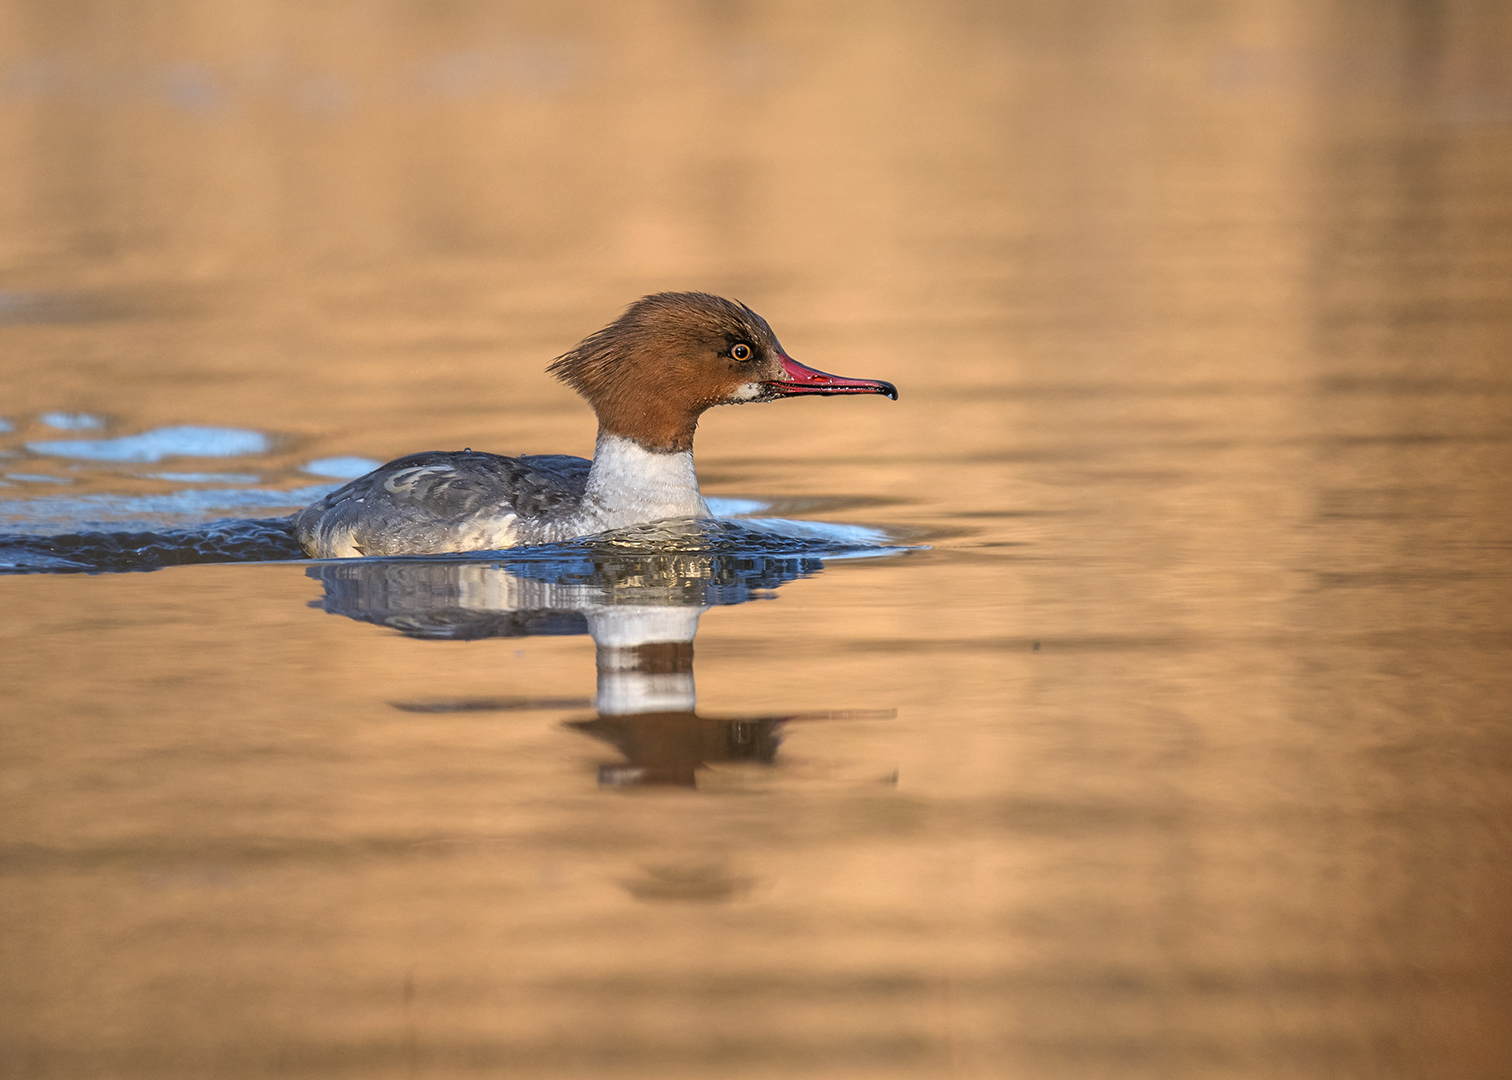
584,434,709,529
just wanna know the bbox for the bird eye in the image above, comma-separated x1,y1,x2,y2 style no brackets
731,343,752,361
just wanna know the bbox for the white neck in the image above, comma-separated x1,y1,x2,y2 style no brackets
584,433,709,529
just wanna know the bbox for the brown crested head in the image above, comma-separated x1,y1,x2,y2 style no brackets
547,292,782,453
548,292,897,453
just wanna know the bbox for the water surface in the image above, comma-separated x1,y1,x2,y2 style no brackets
2,2,1511,1078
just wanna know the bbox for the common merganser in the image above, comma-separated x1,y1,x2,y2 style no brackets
294,292,897,557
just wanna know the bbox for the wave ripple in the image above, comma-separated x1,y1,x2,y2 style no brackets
0,517,305,573
0,515,909,574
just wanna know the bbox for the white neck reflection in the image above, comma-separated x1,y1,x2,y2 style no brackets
587,606,705,716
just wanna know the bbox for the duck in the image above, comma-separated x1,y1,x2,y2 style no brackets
294,292,897,558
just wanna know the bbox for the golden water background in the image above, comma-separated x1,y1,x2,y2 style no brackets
2,2,1511,1077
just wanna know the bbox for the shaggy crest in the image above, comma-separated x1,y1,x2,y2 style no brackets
546,292,785,452
549,292,776,397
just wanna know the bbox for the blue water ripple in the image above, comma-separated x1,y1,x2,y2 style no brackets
303,456,383,479
27,425,270,462
39,412,105,430
0,484,334,533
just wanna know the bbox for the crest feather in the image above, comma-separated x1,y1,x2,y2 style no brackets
547,292,774,399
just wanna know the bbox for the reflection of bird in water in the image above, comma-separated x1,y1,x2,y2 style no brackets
572,608,773,787
569,606,888,788
309,531,822,639
570,713,786,788
295,292,896,557
309,549,893,788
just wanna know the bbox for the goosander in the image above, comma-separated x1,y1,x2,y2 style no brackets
294,292,897,557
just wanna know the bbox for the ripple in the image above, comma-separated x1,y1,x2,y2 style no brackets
0,484,334,535
0,289,133,324
302,456,383,479
0,510,914,575
704,496,768,517
0,517,305,573
147,472,261,484
39,412,105,431
490,517,911,562
27,425,271,462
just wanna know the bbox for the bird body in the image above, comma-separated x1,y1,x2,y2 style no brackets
294,292,896,558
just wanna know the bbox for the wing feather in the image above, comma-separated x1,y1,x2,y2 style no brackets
294,451,591,557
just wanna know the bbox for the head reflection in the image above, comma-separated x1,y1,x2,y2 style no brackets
308,547,881,788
